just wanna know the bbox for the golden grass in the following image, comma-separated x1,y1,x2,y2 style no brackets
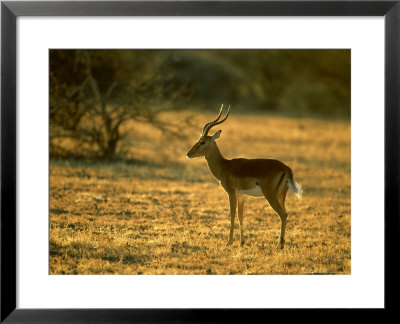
50,112,351,275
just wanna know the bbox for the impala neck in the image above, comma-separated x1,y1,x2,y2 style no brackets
205,142,226,180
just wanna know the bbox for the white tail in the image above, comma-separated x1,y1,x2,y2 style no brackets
288,179,303,200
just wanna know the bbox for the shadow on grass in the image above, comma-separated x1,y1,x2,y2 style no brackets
50,240,150,266
50,158,209,183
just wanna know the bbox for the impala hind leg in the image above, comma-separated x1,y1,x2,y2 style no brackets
276,186,289,249
226,192,237,246
260,174,289,249
237,194,245,246
268,197,287,249
269,196,287,249
261,187,288,249
279,185,289,209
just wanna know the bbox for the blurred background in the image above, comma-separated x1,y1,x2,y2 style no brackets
50,49,350,161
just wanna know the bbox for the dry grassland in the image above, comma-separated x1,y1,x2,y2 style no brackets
50,112,351,275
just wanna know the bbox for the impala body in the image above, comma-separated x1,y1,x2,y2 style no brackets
186,105,302,249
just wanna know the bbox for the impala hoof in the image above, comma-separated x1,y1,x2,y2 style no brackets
277,242,284,250
225,240,233,247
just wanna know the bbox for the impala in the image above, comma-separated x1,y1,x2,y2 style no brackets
186,105,302,249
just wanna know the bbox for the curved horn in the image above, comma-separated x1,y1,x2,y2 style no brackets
202,104,230,136
202,104,224,135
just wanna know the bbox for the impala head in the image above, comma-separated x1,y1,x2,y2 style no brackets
186,104,230,159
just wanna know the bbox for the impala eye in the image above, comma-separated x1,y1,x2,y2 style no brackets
200,141,205,145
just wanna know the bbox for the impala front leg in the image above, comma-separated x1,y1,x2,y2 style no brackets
237,194,245,246
226,191,237,246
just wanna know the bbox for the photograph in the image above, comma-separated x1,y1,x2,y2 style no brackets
49,49,351,275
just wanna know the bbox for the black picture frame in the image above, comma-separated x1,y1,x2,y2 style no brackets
1,0,399,322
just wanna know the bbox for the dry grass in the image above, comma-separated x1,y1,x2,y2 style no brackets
50,112,351,275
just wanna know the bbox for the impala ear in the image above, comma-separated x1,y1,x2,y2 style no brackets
211,130,222,141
